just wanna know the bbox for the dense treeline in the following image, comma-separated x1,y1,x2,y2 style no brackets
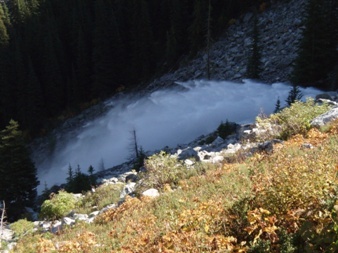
0,120,38,221
0,0,268,135
0,0,336,136
291,0,338,90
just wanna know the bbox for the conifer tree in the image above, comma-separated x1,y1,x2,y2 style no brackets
16,57,44,132
291,0,338,89
130,0,154,81
0,120,39,221
40,30,65,116
206,0,212,79
189,0,208,55
246,13,262,79
286,85,303,106
93,0,124,96
165,27,178,68
0,3,10,127
169,0,191,57
10,0,30,25
274,97,281,113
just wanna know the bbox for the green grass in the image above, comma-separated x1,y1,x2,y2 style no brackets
11,101,338,253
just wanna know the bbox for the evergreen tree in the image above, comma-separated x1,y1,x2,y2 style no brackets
130,0,154,82
16,57,44,132
65,164,92,193
66,164,74,186
286,85,303,106
87,165,96,186
40,29,65,116
274,97,281,113
291,0,338,89
165,27,178,68
169,0,192,57
206,0,212,79
189,0,208,55
0,3,11,127
74,27,92,102
93,0,125,97
246,13,262,79
9,0,30,25
0,120,39,221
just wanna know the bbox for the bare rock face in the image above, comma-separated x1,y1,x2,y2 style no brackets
148,0,308,90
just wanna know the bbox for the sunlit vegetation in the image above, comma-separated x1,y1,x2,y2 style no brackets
256,98,330,140
9,102,338,252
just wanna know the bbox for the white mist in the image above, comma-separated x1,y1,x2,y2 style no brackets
36,80,322,190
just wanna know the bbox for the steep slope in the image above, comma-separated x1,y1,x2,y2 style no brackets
8,94,338,253
30,0,308,170
148,0,307,89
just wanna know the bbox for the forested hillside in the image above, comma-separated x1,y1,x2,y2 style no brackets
0,0,268,135
0,0,336,136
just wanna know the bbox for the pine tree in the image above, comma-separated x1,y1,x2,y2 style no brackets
291,0,338,89
0,5,9,47
130,0,154,82
40,30,65,116
9,0,30,25
0,120,39,221
274,97,281,113
0,3,11,128
206,0,212,79
246,13,262,79
93,0,125,96
286,85,303,106
165,27,178,68
66,164,74,186
189,0,208,55
87,165,96,186
16,57,44,132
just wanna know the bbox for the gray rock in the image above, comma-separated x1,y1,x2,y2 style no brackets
184,159,195,166
0,226,14,242
212,155,224,164
62,217,75,226
73,213,88,221
316,93,333,101
177,147,198,160
212,136,224,146
99,204,117,215
89,211,100,218
311,107,338,127
301,143,313,149
142,189,160,198
120,182,136,199
51,221,62,234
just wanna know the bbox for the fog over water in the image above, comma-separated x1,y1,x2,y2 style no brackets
36,79,322,189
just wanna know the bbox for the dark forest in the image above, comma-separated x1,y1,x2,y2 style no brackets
0,0,336,136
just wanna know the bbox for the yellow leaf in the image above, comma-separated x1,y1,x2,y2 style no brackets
204,224,209,233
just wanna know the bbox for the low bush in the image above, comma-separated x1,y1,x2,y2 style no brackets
250,131,338,215
75,183,124,214
135,151,205,194
40,190,77,220
10,219,34,238
256,98,330,140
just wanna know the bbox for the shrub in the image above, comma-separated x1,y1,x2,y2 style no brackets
250,131,338,215
40,190,77,220
75,183,124,214
256,98,330,140
136,151,204,194
10,219,34,238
